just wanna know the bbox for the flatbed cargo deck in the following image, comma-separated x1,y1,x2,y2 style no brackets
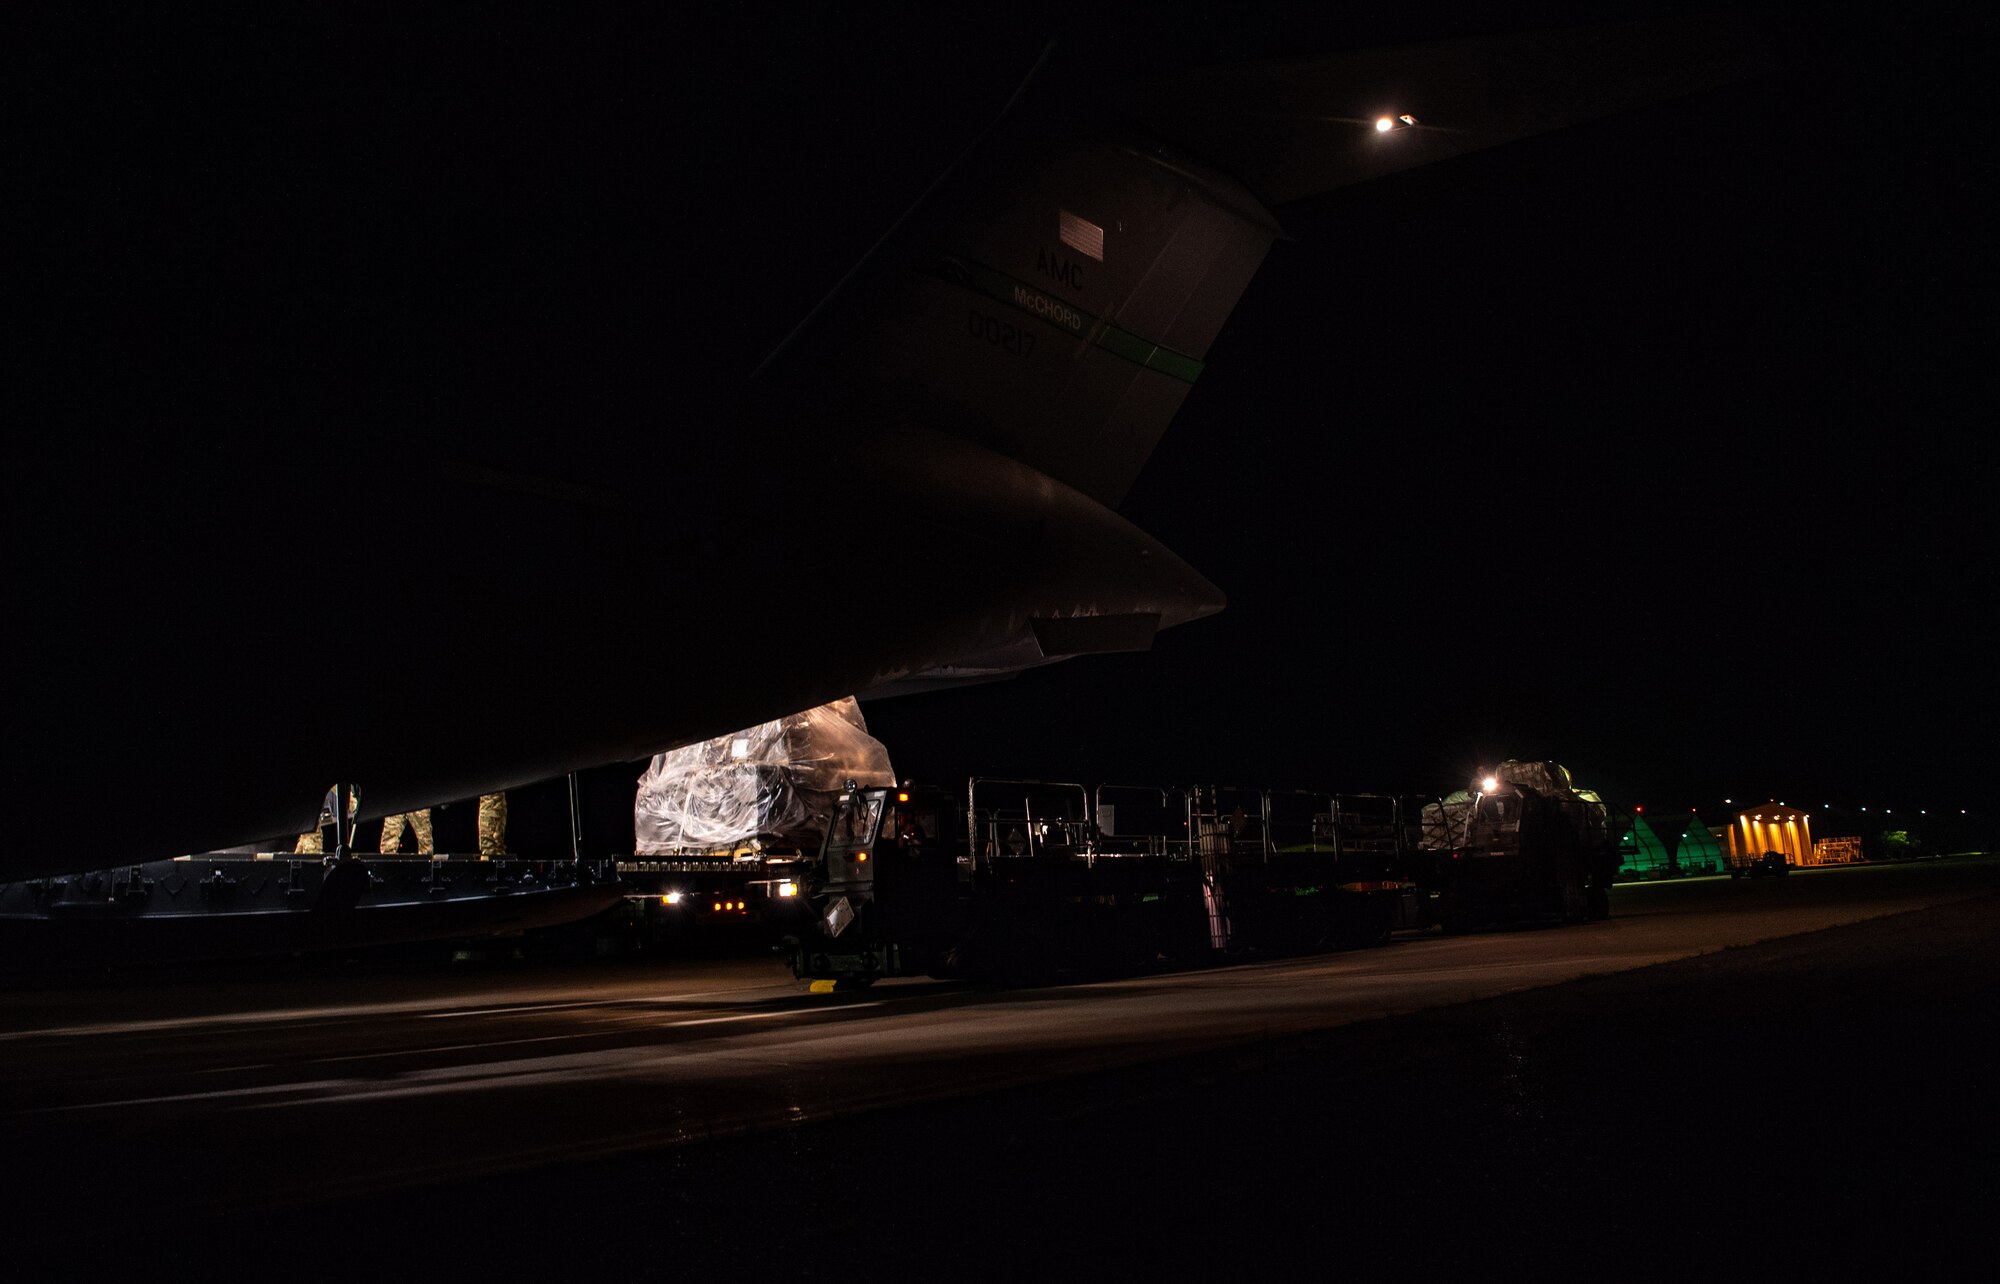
0,851,621,966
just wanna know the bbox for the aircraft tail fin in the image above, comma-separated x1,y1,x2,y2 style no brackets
753,53,1282,509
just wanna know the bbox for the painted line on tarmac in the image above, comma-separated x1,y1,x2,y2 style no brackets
20,1000,906,1114
311,1033,589,1064
29,1078,361,1113
418,996,684,1019
0,982,802,1044
672,1000,893,1028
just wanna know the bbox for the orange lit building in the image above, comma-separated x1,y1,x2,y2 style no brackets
1725,802,1816,869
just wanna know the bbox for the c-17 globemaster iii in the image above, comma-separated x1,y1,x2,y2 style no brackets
8,16,1763,887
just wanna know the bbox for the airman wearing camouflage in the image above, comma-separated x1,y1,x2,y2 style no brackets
292,785,360,855
477,792,506,857
379,809,435,855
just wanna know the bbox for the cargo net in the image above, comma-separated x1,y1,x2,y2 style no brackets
1419,760,1611,851
634,697,897,854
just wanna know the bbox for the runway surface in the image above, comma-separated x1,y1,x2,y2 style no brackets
6,856,1994,1227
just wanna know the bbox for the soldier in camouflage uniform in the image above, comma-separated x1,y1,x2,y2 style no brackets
379,809,435,855
292,785,360,855
477,792,506,857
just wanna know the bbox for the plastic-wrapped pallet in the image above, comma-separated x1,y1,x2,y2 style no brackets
1420,761,1609,852
1498,760,1612,846
1420,790,1478,851
634,697,896,854
1497,760,1571,796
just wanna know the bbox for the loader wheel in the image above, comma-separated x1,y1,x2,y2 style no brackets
995,919,1058,988
957,923,1051,987
1331,897,1390,950
1096,909,1159,976
954,927,1001,986
1291,897,1331,954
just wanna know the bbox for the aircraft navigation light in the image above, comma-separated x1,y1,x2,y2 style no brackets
1376,117,1393,132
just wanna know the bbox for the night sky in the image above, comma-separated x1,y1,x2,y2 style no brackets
45,6,1992,850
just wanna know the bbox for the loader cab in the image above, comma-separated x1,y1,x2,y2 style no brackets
793,781,964,975
1468,787,1528,855
816,776,964,916
822,785,889,891
819,782,956,887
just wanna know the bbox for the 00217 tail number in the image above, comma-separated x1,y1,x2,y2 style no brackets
968,309,1035,359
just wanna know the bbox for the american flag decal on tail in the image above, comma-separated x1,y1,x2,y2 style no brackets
1058,209,1104,261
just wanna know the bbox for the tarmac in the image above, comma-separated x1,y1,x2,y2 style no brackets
7,856,1992,1272
388,879,1999,1281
